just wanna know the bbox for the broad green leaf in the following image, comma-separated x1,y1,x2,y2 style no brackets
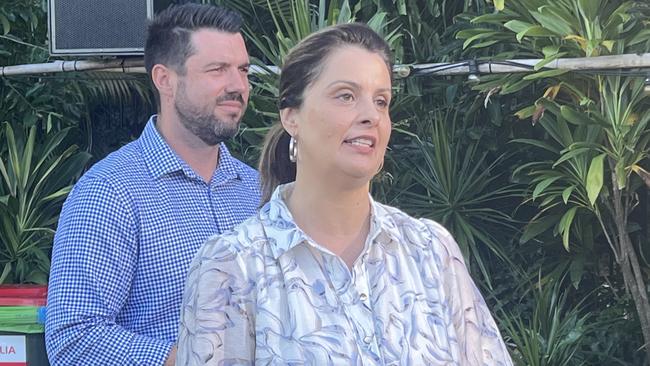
531,9,573,36
504,20,533,34
516,26,557,42
586,154,606,205
514,105,536,119
560,105,595,126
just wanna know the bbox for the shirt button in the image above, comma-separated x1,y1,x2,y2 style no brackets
363,335,373,344
359,293,368,301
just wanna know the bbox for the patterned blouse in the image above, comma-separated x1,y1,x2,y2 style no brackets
177,183,513,365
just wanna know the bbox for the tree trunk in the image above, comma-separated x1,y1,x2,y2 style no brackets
611,172,650,364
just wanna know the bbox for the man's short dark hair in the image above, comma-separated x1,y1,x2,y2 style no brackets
144,3,243,76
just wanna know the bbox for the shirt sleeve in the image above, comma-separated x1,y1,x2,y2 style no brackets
45,177,173,366
176,234,256,366
421,219,513,366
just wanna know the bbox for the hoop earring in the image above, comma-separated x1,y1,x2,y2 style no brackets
289,136,298,163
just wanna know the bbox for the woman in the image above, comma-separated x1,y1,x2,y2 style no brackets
177,23,512,365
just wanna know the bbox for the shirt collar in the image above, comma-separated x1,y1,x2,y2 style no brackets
140,115,242,183
259,182,402,260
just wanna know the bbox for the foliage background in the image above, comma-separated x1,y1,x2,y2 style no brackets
1,0,648,364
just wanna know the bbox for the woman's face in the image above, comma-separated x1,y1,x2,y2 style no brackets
281,45,392,186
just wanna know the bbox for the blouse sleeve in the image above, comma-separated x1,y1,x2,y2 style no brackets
176,234,257,366
421,219,513,366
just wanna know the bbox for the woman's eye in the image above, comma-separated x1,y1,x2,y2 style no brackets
376,98,389,108
337,93,354,102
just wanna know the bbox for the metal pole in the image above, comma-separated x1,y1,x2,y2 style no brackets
1,53,649,77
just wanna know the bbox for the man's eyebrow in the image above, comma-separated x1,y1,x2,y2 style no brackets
203,62,250,69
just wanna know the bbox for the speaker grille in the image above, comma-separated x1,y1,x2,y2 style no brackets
50,0,152,55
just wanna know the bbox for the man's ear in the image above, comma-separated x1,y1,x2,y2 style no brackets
280,108,299,137
151,64,176,99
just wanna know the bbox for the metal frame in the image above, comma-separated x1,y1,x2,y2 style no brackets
48,0,154,56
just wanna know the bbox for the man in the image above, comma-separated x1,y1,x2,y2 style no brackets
45,4,260,365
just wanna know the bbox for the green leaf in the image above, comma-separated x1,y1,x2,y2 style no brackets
0,15,10,35
504,20,533,34
559,207,578,251
462,31,499,49
494,0,504,11
562,186,575,204
586,154,606,205
542,45,560,57
512,138,560,154
534,52,568,71
531,8,574,36
516,26,557,42
520,215,561,243
533,176,562,200
0,263,11,284
523,69,569,81
553,147,591,167
569,256,585,288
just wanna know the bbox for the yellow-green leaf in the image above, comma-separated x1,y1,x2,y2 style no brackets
494,0,505,11
586,154,606,205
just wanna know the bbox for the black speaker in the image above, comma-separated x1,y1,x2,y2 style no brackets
49,0,158,56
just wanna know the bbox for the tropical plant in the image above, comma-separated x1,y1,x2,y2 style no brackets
458,0,650,360
0,122,90,284
498,280,598,365
379,104,521,287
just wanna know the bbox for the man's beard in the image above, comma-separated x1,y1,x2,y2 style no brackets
174,83,246,146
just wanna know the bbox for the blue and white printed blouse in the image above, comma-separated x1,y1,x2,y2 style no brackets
177,183,513,365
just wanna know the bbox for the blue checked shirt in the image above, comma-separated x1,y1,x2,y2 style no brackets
45,116,260,366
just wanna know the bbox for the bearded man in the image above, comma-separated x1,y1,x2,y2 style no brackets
45,4,260,365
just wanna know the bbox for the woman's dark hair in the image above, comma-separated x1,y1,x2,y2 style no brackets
258,23,393,204
144,3,243,104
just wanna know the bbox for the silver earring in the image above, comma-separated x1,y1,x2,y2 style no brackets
289,136,298,163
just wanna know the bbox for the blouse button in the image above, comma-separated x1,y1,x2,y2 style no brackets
359,293,368,301
363,335,373,344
